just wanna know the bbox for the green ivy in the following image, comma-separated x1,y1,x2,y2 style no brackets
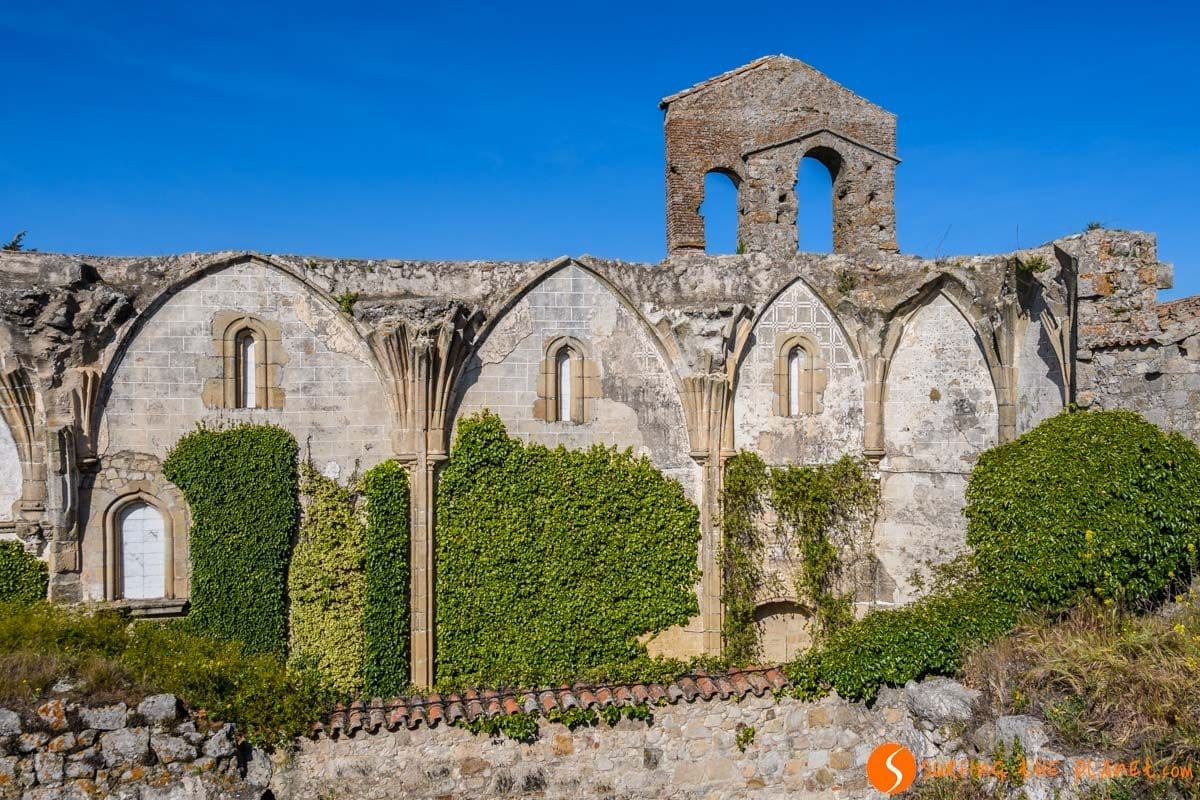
0,541,47,605
163,424,298,655
785,409,1200,703
436,412,700,686
720,452,877,662
360,459,410,697
287,465,366,696
966,409,1200,610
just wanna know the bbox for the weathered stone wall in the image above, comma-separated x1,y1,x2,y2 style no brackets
455,263,697,496
99,260,392,479
733,278,864,465
0,419,21,521
875,294,999,603
278,677,1110,800
0,694,269,799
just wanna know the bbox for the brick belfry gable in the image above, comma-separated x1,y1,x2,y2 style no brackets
662,55,898,258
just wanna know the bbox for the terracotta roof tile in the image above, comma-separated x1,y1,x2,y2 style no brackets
316,667,791,739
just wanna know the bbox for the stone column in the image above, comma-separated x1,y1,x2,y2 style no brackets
371,306,479,688
682,373,736,655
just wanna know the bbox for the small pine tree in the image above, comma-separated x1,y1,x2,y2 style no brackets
2,231,25,252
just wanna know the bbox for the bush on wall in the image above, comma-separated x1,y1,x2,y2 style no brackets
436,412,700,687
164,424,298,655
965,409,1200,609
287,465,366,696
361,459,410,697
0,541,47,605
787,409,1200,702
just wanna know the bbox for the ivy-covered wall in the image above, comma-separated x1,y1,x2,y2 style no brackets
0,540,47,605
164,424,299,655
361,459,411,697
287,459,410,696
720,453,877,663
288,466,366,695
436,412,700,686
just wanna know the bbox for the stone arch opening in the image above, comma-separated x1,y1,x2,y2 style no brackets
797,147,841,254
701,169,741,254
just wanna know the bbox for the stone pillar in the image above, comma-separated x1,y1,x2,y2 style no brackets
0,366,46,529
862,356,888,461
371,306,479,688
682,373,736,655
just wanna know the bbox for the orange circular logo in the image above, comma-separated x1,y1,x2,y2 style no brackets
866,742,917,794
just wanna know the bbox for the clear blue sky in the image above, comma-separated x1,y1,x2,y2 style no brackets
2,1,1197,299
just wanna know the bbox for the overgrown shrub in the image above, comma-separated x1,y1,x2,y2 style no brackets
436,412,700,686
288,466,366,696
0,602,327,747
789,581,1018,701
361,459,410,697
164,424,299,655
0,540,47,605
123,621,329,747
966,409,1200,609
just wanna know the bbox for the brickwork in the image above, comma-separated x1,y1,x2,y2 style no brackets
662,56,898,257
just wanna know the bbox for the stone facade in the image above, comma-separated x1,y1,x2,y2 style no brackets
0,56,1193,686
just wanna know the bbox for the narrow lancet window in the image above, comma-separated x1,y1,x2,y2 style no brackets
788,346,803,416
236,330,258,408
556,348,573,423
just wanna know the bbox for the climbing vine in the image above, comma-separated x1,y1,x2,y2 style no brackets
720,452,878,662
287,465,366,696
436,412,701,686
164,424,298,655
0,540,47,605
360,459,410,697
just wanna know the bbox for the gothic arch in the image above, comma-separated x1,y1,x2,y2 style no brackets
732,276,865,464
94,253,389,431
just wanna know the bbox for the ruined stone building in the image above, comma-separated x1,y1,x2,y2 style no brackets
0,56,1194,685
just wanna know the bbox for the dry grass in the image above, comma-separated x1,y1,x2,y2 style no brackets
962,599,1200,763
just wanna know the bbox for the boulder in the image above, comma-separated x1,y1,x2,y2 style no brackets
81,703,128,731
904,678,981,727
137,694,182,726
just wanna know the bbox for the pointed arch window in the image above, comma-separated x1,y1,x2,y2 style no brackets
775,333,827,417
208,313,286,411
235,329,259,408
538,337,596,424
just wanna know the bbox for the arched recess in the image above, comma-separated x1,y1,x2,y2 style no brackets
79,452,190,608
874,291,999,605
701,169,741,254
796,147,840,253
0,414,22,520
454,262,696,495
754,600,813,663
96,256,393,478
733,277,864,465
